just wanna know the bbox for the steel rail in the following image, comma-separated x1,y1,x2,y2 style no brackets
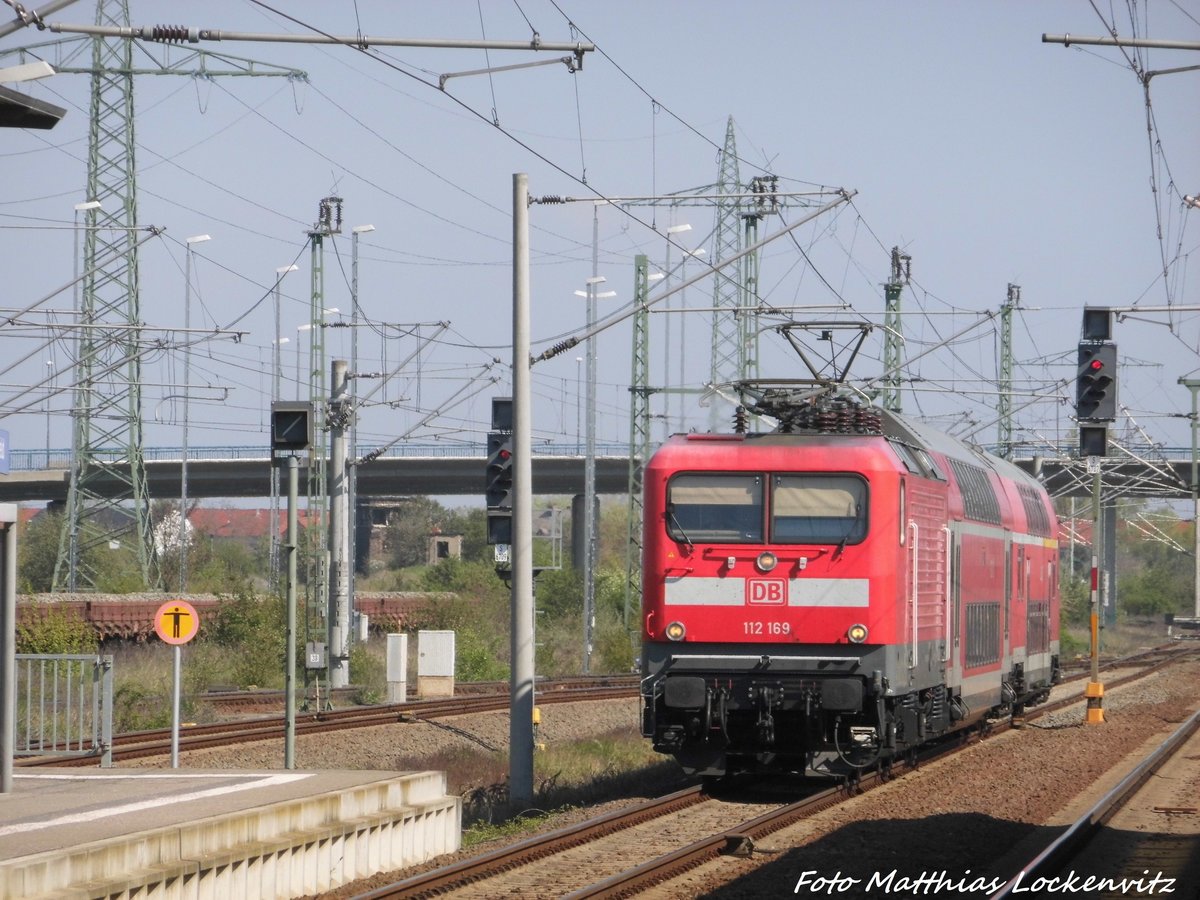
988,706,1200,899
15,683,638,767
353,786,710,900
573,652,1200,897
345,646,1196,898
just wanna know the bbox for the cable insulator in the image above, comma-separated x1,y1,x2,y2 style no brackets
540,337,578,361
150,25,198,43
733,406,748,434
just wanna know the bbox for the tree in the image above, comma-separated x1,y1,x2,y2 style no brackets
17,509,61,593
385,497,472,568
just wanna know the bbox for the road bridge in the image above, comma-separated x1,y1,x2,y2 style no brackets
0,444,633,503
0,444,1194,504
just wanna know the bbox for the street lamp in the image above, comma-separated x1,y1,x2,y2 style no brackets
296,323,313,400
44,359,54,458
677,246,706,432
575,356,583,454
273,265,299,405
573,270,617,675
349,224,374,644
72,200,102,310
180,233,211,592
71,200,101,473
269,265,299,589
662,223,692,440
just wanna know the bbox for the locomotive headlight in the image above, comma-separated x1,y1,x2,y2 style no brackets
847,623,868,644
665,621,687,641
755,551,778,573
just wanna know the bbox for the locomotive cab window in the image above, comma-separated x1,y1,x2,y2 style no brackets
666,474,763,542
771,475,867,545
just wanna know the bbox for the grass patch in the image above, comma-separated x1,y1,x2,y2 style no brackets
462,809,561,850
398,723,689,838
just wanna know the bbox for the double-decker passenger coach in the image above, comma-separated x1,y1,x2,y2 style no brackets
640,391,1060,778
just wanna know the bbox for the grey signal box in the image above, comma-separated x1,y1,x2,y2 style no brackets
271,400,313,452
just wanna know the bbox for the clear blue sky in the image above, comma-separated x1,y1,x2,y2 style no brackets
1,1,1197,473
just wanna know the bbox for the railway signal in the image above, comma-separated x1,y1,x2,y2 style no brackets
485,432,513,545
1075,342,1117,422
1079,424,1108,458
270,401,313,453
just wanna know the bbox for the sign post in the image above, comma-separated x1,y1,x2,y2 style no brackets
155,600,200,767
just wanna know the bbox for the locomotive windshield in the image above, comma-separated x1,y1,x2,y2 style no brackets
771,474,867,544
666,474,763,542
665,472,868,546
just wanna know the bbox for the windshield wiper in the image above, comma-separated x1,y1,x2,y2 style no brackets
666,506,695,554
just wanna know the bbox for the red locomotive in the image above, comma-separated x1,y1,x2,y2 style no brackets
640,389,1060,778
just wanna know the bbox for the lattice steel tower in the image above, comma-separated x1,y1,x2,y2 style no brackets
708,117,743,431
304,196,342,649
881,247,910,414
997,283,1020,458
624,255,653,627
25,1,306,590
53,0,153,590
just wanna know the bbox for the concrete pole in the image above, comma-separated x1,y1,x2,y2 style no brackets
1086,467,1105,724
1183,379,1200,619
285,455,298,768
583,207,599,675
510,173,535,808
328,360,350,689
1,509,16,793
181,234,211,591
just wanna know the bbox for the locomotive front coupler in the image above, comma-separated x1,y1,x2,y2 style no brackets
752,684,782,745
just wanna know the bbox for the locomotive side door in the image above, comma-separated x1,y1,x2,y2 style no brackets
1000,538,1014,686
946,527,962,693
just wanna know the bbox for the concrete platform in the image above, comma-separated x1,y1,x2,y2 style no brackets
0,768,461,899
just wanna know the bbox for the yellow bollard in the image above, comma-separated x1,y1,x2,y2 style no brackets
533,706,545,750
1084,680,1105,724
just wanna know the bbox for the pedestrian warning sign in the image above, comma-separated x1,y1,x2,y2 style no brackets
155,600,200,645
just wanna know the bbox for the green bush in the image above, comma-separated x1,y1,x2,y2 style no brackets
455,627,509,681
349,642,386,704
200,590,287,689
16,606,97,654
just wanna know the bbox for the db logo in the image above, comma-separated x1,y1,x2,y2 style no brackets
747,579,786,605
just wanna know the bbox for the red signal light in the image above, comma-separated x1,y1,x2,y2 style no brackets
1089,359,1104,371
497,448,511,461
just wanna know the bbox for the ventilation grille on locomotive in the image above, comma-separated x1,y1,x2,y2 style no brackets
1017,483,1052,537
966,602,1001,668
1027,602,1051,654
947,459,1002,526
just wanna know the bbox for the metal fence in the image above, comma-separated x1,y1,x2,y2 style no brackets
14,654,113,767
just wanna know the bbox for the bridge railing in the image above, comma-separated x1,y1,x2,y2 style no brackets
14,443,1199,472
9,442,634,471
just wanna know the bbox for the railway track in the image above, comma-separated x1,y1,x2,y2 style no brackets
200,674,638,714
352,645,1198,898
15,679,637,767
990,706,1200,898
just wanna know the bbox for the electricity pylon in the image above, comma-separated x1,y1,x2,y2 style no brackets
708,116,744,431
4,1,307,591
998,283,1020,458
624,255,653,628
303,196,341,675
881,247,910,413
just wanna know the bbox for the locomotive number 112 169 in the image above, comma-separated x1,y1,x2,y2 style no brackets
743,621,791,635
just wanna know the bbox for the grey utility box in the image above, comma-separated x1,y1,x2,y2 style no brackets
417,630,455,698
